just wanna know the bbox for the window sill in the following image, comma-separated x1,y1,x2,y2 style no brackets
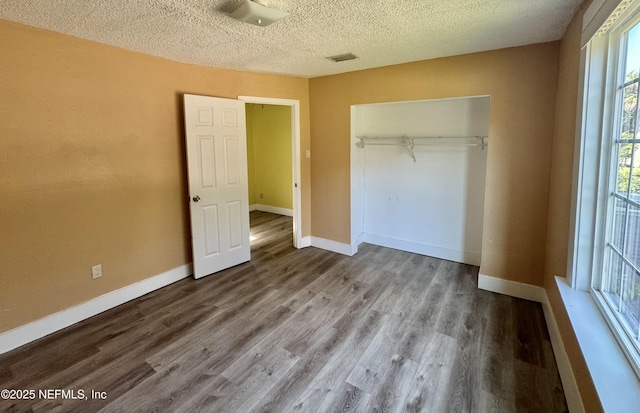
556,276,640,413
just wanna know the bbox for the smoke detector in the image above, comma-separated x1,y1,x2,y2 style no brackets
229,0,289,27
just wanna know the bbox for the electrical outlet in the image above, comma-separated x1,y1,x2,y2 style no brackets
260,193,264,199
92,264,102,279
306,149,311,158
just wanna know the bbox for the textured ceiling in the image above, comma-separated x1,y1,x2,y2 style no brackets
0,0,583,78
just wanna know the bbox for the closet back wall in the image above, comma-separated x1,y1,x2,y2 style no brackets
351,97,490,265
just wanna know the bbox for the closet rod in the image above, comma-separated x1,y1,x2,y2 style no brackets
355,135,488,162
356,135,488,145
356,135,487,142
357,142,485,147
355,136,488,148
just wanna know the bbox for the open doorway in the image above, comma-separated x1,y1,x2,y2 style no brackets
239,96,302,249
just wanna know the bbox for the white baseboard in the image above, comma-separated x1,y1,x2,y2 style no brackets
310,236,357,256
362,233,481,266
477,273,547,303
354,232,364,248
478,273,583,413
250,204,293,217
0,255,585,413
299,236,312,248
541,296,586,413
0,264,192,355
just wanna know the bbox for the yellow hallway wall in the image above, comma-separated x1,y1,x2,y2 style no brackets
246,104,293,210
0,19,310,333
309,43,560,286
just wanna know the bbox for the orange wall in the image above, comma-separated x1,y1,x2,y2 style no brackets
0,20,310,333
0,10,605,411
309,43,560,286
544,1,603,411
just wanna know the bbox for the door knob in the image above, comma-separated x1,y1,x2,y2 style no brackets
192,195,201,202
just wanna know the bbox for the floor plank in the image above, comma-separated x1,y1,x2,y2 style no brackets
0,211,567,413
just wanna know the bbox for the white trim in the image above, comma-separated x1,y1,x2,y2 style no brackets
478,274,584,412
477,273,547,303
0,264,192,355
541,293,587,413
567,44,589,288
299,236,312,248
238,95,303,249
362,233,481,266
310,236,357,256
556,276,640,412
250,204,293,217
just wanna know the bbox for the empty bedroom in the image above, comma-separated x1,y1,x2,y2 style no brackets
1,0,640,412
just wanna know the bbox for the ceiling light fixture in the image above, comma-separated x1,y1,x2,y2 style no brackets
326,53,358,62
229,0,289,27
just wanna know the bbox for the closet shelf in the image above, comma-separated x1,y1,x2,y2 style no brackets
355,135,488,162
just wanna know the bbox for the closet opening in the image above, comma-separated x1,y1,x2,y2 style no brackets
350,96,490,266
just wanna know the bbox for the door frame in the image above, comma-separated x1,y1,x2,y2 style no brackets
238,95,303,249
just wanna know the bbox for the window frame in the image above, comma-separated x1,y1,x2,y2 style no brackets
574,2,640,379
598,12,640,361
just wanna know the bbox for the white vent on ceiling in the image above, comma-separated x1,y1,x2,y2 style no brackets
326,53,358,62
229,0,289,27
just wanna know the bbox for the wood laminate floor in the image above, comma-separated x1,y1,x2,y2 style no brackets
0,211,567,413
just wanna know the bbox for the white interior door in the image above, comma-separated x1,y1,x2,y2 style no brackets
184,94,250,279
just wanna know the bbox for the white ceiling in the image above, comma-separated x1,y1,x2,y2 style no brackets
0,0,583,78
